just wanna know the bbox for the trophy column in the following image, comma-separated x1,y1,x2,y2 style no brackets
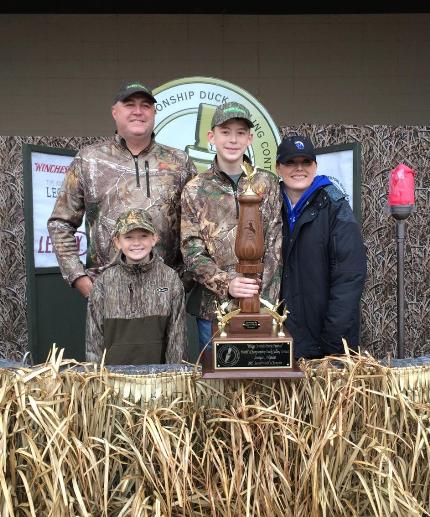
234,192,263,313
226,187,274,337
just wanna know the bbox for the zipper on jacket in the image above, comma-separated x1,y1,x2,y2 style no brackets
232,183,240,219
145,160,150,198
129,283,134,311
220,171,241,219
133,155,140,188
286,197,319,257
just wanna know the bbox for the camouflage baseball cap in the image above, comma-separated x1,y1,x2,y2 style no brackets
114,208,156,236
114,81,156,104
211,101,254,129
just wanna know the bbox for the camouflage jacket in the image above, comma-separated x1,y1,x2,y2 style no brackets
181,159,283,320
86,254,187,364
48,134,197,285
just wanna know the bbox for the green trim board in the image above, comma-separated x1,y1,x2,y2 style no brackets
23,143,87,363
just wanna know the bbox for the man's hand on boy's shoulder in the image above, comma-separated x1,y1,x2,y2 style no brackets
228,276,260,299
73,275,94,298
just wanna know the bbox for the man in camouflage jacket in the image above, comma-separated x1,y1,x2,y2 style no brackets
48,81,197,298
181,102,282,346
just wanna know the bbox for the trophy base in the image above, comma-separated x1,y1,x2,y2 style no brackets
201,312,304,379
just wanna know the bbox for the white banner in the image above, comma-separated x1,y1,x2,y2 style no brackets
31,151,87,268
316,149,354,209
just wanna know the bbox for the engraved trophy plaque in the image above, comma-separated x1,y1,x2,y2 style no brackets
202,164,303,379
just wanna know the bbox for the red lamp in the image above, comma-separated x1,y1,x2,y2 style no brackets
388,163,415,359
388,163,415,208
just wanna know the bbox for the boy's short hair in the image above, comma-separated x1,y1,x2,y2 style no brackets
211,101,254,129
114,208,156,235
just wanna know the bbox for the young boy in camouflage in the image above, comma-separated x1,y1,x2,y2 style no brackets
86,208,187,364
181,101,283,348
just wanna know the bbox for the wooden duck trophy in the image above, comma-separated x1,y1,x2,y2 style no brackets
202,163,303,379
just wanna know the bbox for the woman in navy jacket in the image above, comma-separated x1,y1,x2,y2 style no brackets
276,135,367,359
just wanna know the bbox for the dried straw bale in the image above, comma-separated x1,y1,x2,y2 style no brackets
1,348,430,515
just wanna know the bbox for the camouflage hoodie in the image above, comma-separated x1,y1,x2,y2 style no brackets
181,159,283,320
86,254,187,364
48,134,197,285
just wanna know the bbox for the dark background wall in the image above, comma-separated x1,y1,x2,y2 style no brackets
0,12,429,135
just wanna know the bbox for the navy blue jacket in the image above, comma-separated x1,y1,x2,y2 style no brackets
281,183,367,359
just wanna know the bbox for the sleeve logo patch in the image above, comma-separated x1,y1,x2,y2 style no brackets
157,287,169,292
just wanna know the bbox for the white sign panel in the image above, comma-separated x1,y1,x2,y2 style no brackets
316,149,354,209
31,152,87,268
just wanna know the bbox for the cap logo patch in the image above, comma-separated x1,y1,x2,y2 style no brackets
294,140,305,150
127,83,146,90
157,287,168,292
224,107,246,115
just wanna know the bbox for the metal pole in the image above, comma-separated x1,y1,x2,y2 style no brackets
390,204,412,358
396,219,405,359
